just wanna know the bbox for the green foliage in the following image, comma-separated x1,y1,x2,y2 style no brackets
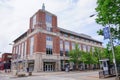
114,46,120,64
84,52,97,65
69,43,81,69
80,51,87,63
96,0,120,25
68,43,120,69
96,0,120,44
80,49,98,65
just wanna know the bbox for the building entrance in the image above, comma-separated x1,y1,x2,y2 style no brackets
44,62,55,71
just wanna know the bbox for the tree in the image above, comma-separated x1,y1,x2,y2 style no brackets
93,47,102,68
69,43,81,70
114,46,120,64
84,50,98,70
96,0,120,45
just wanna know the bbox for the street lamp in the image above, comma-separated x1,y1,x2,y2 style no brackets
90,14,119,79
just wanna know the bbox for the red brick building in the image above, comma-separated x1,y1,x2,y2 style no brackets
0,58,3,70
12,5,102,72
2,53,12,63
0,53,12,70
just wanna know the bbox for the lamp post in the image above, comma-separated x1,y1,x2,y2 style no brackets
108,25,119,79
107,43,111,75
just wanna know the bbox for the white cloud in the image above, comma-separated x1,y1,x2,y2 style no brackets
0,0,105,56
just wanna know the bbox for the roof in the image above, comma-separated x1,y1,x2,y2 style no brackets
58,27,102,43
13,27,102,44
2,53,12,56
39,9,57,16
13,31,27,43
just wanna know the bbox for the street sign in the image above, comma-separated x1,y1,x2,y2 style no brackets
103,27,110,39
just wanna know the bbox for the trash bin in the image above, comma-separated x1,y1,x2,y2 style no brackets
65,67,69,72
28,67,32,76
28,72,32,76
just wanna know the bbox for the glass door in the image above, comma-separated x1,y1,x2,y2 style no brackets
44,63,54,71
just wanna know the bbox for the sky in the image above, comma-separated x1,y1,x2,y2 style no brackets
0,0,105,56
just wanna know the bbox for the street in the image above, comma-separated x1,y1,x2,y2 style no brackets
0,71,115,80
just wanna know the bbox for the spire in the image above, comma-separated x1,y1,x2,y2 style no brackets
42,3,45,11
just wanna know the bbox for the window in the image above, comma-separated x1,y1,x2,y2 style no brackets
60,33,63,36
83,45,87,52
46,36,52,41
70,35,74,39
18,45,21,58
81,39,84,41
86,40,89,42
60,40,63,56
72,42,75,50
30,37,34,56
79,44,81,50
64,34,68,37
60,40,63,44
46,26,52,32
65,50,69,56
90,41,92,43
76,37,79,40
21,43,24,58
46,14,52,23
15,46,19,59
46,45,53,55
32,15,36,29
60,51,64,56
7,55,12,58
13,47,15,54
65,41,69,46
99,43,102,46
46,36,53,55
87,45,91,52
65,41,70,56
46,14,52,32
24,42,27,58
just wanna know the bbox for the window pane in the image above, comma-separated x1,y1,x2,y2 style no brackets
46,36,52,41
72,42,75,50
24,42,27,58
30,37,34,56
83,45,87,52
46,14,52,23
32,15,36,29
46,27,52,32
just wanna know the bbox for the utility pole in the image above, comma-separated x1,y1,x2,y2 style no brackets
108,25,119,80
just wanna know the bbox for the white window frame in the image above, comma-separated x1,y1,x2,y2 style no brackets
32,15,36,29
30,37,34,56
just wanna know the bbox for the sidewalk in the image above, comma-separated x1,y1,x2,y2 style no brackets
0,70,12,75
0,70,116,80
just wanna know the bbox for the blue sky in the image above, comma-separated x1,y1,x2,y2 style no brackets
0,0,105,55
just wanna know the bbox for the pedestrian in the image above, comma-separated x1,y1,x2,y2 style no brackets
4,63,7,73
27,67,29,73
